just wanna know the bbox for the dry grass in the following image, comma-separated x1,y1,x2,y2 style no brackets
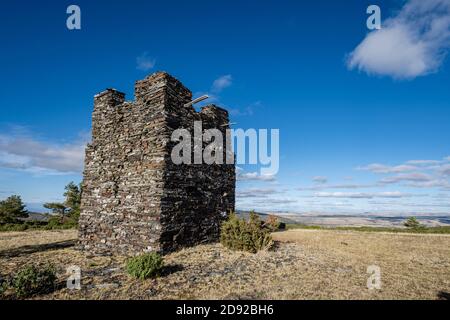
1,229,449,300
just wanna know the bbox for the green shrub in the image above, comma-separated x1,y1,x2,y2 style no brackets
220,212,274,253
0,277,7,296
44,217,63,230
43,216,77,230
264,214,281,232
0,219,78,232
12,264,56,298
126,253,164,279
404,217,424,229
0,223,28,232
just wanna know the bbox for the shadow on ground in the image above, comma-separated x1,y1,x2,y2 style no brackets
437,291,450,300
0,240,76,258
161,264,184,276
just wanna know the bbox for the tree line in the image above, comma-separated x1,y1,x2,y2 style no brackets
0,182,81,229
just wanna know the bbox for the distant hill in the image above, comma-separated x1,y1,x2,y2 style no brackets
236,210,298,224
20,212,50,222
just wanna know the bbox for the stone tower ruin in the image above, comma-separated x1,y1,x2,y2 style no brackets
78,72,235,256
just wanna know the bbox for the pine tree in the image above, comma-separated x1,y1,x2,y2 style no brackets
63,181,82,219
0,195,28,224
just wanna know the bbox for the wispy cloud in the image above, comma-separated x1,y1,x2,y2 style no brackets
312,176,328,184
440,164,450,176
0,190,15,194
297,183,378,191
347,0,450,79
136,52,156,71
406,159,442,166
357,157,450,190
229,101,262,117
0,130,88,175
192,75,235,110
211,75,232,93
380,172,433,184
406,179,450,189
240,155,450,213
237,171,277,182
357,163,418,174
263,199,298,205
236,188,280,198
314,191,423,199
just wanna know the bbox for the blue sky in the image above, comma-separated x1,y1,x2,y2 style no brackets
1,0,450,215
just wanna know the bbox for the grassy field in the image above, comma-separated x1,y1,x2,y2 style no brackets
1,229,450,300
286,224,450,234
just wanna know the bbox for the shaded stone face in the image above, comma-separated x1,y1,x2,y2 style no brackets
78,72,236,256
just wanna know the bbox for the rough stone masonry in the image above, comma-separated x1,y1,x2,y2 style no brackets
78,72,235,256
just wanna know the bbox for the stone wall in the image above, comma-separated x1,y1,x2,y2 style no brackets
78,72,235,256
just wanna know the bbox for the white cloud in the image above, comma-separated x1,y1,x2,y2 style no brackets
297,183,378,191
0,132,87,175
357,163,417,174
380,172,433,184
347,0,450,79
356,158,450,191
229,101,261,117
237,171,277,182
314,191,421,199
262,199,298,205
406,159,442,166
236,188,279,198
136,52,156,71
211,75,232,93
312,176,328,184
440,164,450,176
406,179,450,188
